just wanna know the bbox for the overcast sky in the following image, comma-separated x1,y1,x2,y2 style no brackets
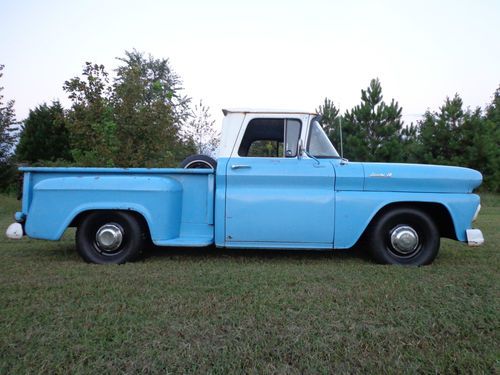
1,0,499,128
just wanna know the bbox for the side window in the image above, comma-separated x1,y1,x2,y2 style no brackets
307,120,340,158
238,118,301,157
248,140,283,157
285,119,301,157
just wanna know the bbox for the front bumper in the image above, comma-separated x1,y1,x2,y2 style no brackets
466,229,484,246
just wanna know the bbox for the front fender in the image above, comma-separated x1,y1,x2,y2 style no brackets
25,176,182,241
334,191,480,248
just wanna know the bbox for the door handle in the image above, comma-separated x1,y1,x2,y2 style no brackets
231,164,251,170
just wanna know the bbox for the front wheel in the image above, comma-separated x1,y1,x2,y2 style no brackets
367,207,440,266
76,211,145,264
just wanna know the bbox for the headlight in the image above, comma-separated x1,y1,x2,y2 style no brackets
472,204,481,222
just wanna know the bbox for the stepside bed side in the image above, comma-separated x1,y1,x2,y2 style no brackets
21,170,215,245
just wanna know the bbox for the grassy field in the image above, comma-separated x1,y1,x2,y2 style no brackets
0,194,498,374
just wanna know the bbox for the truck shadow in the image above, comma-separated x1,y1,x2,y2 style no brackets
144,244,369,263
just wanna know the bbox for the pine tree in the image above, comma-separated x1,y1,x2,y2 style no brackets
417,94,468,165
482,86,500,191
316,98,342,153
16,101,72,163
415,91,499,192
400,122,419,163
342,79,404,162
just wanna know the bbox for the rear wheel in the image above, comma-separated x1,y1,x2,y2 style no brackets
368,207,440,266
76,211,145,264
180,154,217,169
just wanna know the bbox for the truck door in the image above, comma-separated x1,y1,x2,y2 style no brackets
225,115,335,247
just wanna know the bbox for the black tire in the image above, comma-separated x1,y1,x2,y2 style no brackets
76,211,145,264
367,207,440,266
180,154,217,169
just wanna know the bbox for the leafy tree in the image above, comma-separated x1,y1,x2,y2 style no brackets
64,52,196,167
16,101,72,163
183,100,220,156
0,65,17,164
0,65,18,190
63,63,118,166
112,50,192,167
342,78,404,162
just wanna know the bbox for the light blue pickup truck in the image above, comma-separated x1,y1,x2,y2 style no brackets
6,109,484,265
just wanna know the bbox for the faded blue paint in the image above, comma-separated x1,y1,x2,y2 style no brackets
224,157,335,244
361,162,482,193
334,191,480,248
16,159,482,251
21,168,214,245
14,211,25,222
214,159,229,247
334,161,364,191
19,166,213,174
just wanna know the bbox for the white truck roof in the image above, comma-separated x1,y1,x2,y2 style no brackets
222,108,317,116
218,109,317,158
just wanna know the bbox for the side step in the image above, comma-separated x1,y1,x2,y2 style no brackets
154,236,214,247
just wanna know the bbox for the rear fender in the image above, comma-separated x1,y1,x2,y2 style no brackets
24,176,182,241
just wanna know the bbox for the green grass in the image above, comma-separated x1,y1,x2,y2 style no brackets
0,194,498,374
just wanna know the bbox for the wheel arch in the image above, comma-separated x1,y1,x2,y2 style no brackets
364,201,456,241
70,209,151,238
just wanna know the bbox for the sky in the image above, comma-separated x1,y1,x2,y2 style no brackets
1,0,499,128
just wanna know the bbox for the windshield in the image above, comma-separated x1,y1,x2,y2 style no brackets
307,121,339,158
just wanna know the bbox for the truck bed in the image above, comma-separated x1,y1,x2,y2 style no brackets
19,167,215,247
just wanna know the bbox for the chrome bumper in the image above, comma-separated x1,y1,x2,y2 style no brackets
466,229,484,246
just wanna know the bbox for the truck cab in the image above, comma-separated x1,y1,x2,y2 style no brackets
216,109,340,248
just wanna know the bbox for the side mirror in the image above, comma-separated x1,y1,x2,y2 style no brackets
298,139,320,165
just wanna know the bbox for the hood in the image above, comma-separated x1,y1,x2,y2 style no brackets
362,163,482,193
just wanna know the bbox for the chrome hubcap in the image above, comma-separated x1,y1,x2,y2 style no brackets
390,225,419,254
95,223,123,252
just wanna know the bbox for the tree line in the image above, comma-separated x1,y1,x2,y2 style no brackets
0,50,220,193
1,52,499,192
318,79,499,192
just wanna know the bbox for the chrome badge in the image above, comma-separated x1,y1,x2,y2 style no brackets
369,172,393,178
